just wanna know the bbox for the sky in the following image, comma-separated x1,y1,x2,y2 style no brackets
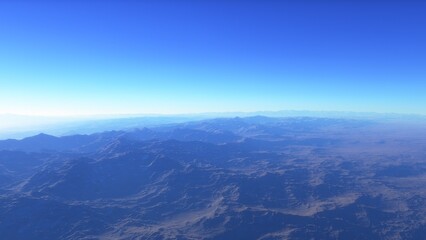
0,0,425,116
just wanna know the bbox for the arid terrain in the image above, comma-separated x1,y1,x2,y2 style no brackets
1,116,426,239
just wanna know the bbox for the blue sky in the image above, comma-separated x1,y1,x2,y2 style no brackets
0,1,425,116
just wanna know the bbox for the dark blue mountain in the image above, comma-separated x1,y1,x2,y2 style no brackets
0,116,425,239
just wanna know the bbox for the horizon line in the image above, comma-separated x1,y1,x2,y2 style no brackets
1,109,425,119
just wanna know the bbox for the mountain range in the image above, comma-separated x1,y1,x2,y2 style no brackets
1,116,426,239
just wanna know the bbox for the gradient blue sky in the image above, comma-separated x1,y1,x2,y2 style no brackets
0,1,425,116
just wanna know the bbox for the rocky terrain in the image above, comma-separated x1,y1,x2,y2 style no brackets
1,116,426,239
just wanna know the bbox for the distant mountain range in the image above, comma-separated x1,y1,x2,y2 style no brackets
1,116,426,239
1,110,425,140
